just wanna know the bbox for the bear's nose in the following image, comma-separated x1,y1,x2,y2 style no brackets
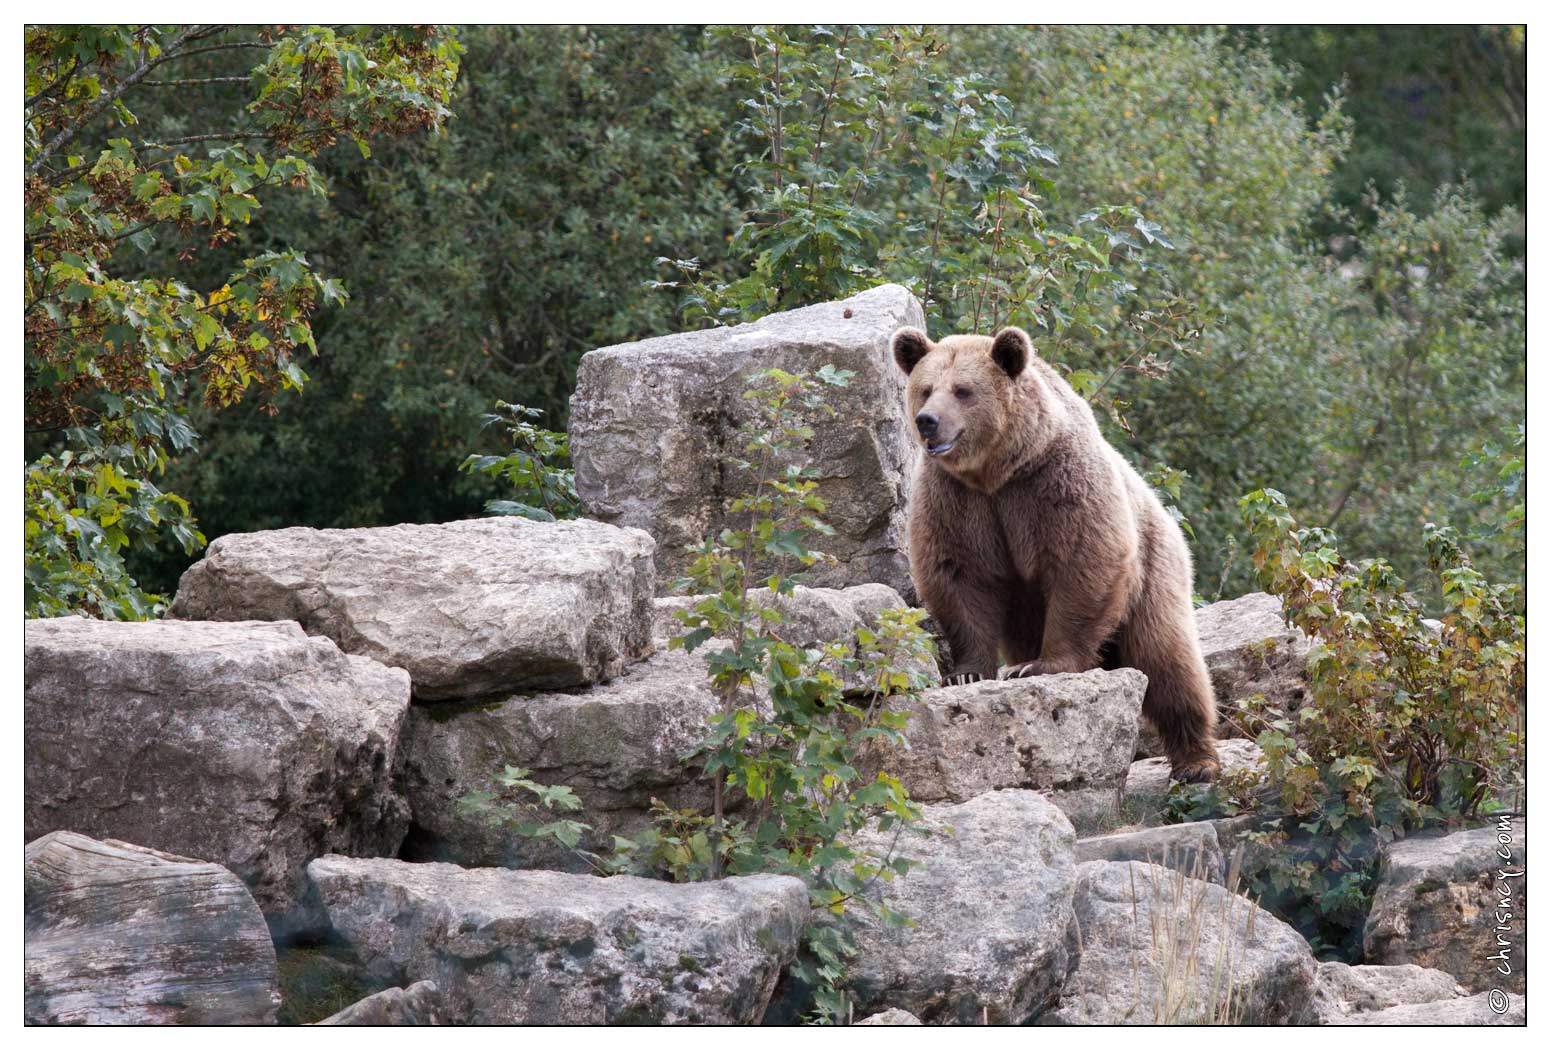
915,412,939,439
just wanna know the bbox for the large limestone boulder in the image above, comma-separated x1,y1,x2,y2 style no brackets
855,1008,924,1025
570,284,924,598
399,647,720,871
169,517,656,699
315,981,444,1025
1311,962,1467,1024
24,617,410,931
842,790,1078,1024
307,855,807,1024
25,832,280,1025
1328,991,1525,1025
869,670,1145,826
1042,860,1317,1025
1076,821,1226,884
1363,818,1526,994
652,583,941,692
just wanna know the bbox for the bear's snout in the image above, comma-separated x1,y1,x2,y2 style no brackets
915,411,939,439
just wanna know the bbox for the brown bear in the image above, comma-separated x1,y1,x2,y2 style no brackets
892,324,1220,782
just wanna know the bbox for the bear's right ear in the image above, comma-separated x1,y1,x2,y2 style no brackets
892,327,932,375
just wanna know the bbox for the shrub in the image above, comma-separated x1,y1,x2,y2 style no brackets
1210,487,1525,955
458,401,578,521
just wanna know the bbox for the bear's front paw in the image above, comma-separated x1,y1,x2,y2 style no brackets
944,672,986,687
997,660,1050,680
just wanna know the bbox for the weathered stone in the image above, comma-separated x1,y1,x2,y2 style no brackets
1135,593,1310,757
25,832,279,1025
24,618,410,932
307,855,807,1024
869,670,1145,827
170,517,656,699
316,981,444,1026
399,647,719,872
652,583,940,692
1076,821,1226,884
854,1008,924,1025
1328,991,1524,1025
570,284,924,597
1042,860,1316,1025
843,790,1078,1024
1311,962,1467,1024
1363,818,1526,994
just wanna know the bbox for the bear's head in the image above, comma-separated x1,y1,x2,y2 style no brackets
892,325,1033,476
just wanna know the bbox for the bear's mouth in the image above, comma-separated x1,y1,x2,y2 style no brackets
926,439,957,457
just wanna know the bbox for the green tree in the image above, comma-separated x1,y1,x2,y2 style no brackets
25,24,461,617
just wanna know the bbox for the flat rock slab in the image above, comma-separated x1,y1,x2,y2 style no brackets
25,618,410,932
1312,962,1467,1024
400,646,721,871
1363,818,1526,994
870,670,1144,827
855,1008,924,1025
308,855,807,1024
570,284,924,598
316,981,444,1025
1076,821,1226,884
169,517,656,699
1328,991,1524,1025
1042,860,1316,1025
842,790,1078,1024
25,832,279,1025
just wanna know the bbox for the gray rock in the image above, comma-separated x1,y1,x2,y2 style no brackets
1311,962,1467,1023
1043,860,1316,1025
1076,821,1226,884
24,617,410,932
854,1008,924,1025
842,790,1078,1024
399,646,720,871
870,671,1145,827
570,284,924,598
315,981,444,1025
307,855,807,1024
170,517,656,699
1328,991,1524,1025
25,832,279,1025
653,583,940,693
1363,818,1526,994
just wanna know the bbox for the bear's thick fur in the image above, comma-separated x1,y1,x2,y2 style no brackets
893,324,1220,782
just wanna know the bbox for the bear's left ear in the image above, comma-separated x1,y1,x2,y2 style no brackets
892,327,932,375
990,326,1031,378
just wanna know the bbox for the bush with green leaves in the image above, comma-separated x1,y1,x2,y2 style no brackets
654,25,1202,435
458,401,578,521
24,24,461,617
1172,487,1524,957
463,366,938,1023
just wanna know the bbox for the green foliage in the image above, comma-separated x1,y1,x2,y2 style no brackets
1220,487,1525,955
655,26,1202,434
459,401,578,521
1258,26,1525,223
24,25,461,616
456,764,593,857
660,366,935,1023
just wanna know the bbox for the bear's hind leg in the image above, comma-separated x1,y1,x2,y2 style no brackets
1116,596,1220,783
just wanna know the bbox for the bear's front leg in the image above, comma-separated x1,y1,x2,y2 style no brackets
999,564,1128,680
917,578,1005,685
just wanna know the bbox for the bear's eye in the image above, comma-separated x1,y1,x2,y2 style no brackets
953,385,973,400
918,385,933,400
